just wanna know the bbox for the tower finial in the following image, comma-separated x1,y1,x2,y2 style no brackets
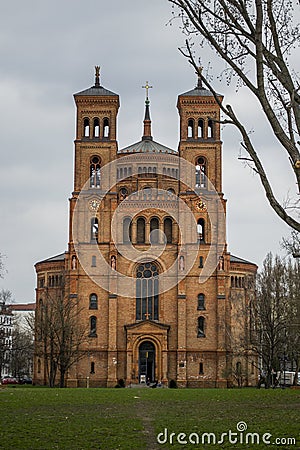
95,66,100,87
196,66,203,89
142,81,153,101
142,81,153,141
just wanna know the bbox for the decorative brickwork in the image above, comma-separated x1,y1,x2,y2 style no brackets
34,71,258,387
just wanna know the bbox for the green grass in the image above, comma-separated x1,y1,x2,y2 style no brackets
0,387,299,449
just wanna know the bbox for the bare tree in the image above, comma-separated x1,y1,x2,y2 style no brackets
0,289,13,305
251,253,300,387
285,258,300,385
35,276,87,387
282,230,300,258
0,290,13,377
9,323,34,379
168,0,300,232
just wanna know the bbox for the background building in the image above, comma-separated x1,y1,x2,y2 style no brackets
34,69,257,387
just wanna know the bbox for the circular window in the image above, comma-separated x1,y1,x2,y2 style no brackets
197,157,206,165
136,262,159,279
91,156,100,164
120,187,128,197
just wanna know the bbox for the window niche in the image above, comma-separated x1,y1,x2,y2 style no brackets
208,119,214,138
187,118,195,138
83,118,90,138
89,316,97,337
199,362,204,374
195,157,207,188
198,119,204,138
103,118,110,138
164,217,173,244
197,293,205,310
123,217,132,243
150,217,159,244
197,316,206,338
90,156,101,188
91,217,98,242
197,219,205,243
137,217,146,244
89,293,98,310
136,262,159,320
93,118,100,138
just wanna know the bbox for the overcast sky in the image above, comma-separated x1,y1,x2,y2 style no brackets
0,0,296,302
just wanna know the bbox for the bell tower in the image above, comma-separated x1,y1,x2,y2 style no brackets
177,68,223,193
72,66,120,193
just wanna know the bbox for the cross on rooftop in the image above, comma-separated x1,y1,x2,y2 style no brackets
142,81,153,99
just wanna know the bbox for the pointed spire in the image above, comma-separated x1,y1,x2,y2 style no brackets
95,66,100,87
196,66,203,89
142,81,153,140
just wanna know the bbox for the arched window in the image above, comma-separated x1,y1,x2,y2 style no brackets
164,217,172,244
197,293,205,310
208,119,214,138
123,217,132,243
89,316,97,336
150,217,159,244
83,118,90,137
198,119,204,138
103,118,110,138
89,294,98,310
91,217,98,242
90,156,101,188
90,362,95,374
199,256,204,268
137,218,146,243
197,218,205,242
199,362,204,374
195,157,207,188
37,359,41,373
93,118,100,138
188,119,194,138
197,316,205,337
136,262,159,320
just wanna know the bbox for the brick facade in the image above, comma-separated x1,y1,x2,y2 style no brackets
34,70,258,387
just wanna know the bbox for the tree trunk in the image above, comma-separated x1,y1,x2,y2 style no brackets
59,369,65,388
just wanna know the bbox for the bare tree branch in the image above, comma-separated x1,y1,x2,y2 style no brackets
169,0,300,231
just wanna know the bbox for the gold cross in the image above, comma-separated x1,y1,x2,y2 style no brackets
144,312,151,320
142,81,153,99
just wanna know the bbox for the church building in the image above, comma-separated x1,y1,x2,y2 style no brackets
34,68,257,387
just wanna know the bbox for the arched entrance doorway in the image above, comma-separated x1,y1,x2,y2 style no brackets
139,341,155,383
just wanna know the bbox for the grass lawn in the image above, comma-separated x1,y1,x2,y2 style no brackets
0,387,299,450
